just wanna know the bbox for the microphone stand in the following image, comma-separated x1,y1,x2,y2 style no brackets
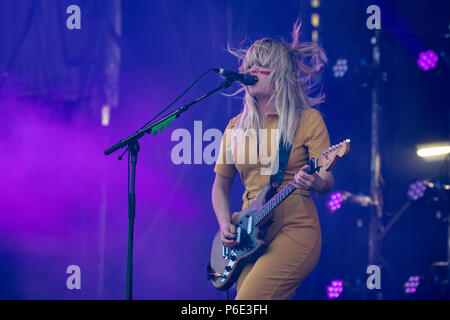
104,78,234,300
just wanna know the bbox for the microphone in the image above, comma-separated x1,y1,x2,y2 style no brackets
213,68,258,85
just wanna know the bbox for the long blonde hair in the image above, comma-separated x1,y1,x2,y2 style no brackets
228,20,327,147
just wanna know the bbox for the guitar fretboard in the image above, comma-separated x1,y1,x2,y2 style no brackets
254,179,297,226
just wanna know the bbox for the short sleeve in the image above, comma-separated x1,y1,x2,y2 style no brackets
303,109,331,159
213,115,240,178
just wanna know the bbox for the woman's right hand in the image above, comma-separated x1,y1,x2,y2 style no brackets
220,222,237,247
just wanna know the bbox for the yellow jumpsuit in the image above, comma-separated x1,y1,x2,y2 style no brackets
214,107,330,300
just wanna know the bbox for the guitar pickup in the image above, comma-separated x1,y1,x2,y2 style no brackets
236,227,242,244
247,217,253,234
222,244,230,259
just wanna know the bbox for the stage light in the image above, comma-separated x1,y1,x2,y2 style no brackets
310,0,320,8
326,191,374,213
332,59,348,78
311,30,319,42
101,105,110,126
407,181,427,201
417,145,450,158
326,279,343,299
404,276,420,294
327,191,344,212
417,50,439,71
311,14,320,28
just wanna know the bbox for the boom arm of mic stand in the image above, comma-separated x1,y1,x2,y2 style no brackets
104,79,234,156
102,78,234,300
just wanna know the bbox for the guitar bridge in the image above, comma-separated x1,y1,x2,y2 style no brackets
208,272,227,279
206,263,227,281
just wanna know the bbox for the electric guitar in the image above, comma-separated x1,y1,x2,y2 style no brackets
207,139,351,290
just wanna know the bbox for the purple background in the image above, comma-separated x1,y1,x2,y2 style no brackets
0,0,449,299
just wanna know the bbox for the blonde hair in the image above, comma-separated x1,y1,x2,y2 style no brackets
227,20,327,147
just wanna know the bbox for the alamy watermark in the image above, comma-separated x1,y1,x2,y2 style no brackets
366,5,381,30
66,265,81,290
366,265,381,290
170,121,280,175
66,5,81,30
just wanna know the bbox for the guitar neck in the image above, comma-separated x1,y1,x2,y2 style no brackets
253,139,350,228
254,180,297,227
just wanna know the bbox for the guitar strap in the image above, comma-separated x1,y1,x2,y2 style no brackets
206,135,292,283
269,136,292,191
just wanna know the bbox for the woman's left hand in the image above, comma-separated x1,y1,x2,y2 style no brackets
289,164,327,193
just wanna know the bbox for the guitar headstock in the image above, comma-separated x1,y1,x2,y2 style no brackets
318,139,351,172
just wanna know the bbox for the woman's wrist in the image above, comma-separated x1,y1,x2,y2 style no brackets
316,176,329,195
218,215,231,228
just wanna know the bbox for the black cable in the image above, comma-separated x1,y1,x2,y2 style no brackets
113,67,218,159
136,67,217,133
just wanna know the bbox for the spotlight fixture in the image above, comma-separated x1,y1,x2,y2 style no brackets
327,191,344,212
332,59,348,78
311,13,320,28
407,181,427,201
101,105,111,127
417,144,450,159
310,0,320,8
326,279,344,299
326,191,374,212
311,30,319,42
404,275,420,294
417,50,439,71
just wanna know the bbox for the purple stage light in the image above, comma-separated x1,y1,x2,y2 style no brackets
326,279,344,299
417,50,439,71
404,275,420,294
327,191,344,212
407,181,427,201
332,59,348,78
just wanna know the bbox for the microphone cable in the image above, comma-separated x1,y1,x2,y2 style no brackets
137,67,219,134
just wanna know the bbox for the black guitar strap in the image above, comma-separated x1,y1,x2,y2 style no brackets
206,135,293,283
269,136,292,190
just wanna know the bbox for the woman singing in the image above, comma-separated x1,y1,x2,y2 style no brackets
212,20,334,300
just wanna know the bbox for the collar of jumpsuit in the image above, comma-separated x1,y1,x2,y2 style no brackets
239,112,282,203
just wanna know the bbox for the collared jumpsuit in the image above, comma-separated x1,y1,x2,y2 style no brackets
214,107,330,300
